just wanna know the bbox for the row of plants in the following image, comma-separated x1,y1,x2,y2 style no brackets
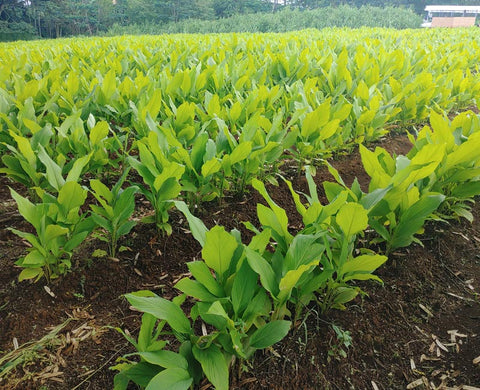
1,31,480,210
109,109,480,389
5,109,480,282
4,107,480,386
105,5,422,35
1,29,480,169
1,30,480,387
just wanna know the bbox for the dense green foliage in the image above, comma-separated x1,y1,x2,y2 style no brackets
4,0,480,40
0,0,428,40
107,6,421,35
2,28,480,388
9,183,94,282
118,109,480,389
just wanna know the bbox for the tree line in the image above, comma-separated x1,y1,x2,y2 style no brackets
0,0,479,40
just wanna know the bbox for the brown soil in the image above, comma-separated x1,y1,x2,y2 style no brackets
0,132,479,389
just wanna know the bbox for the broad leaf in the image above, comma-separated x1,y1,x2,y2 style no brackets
192,344,229,390
146,368,192,390
340,254,388,275
336,203,368,237
389,194,444,250
187,261,224,297
136,351,188,370
250,320,291,349
174,201,207,246
125,294,191,334
231,261,257,316
175,278,218,302
201,226,238,279
245,247,278,295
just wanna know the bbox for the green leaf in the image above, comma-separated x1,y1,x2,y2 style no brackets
137,312,162,352
250,320,291,349
18,267,42,281
319,119,340,141
278,261,318,302
446,202,473,222
333,287,358,307
179,341,203,384
394,144,444,188
154,172,184,199
89,121,110,145
101,69,117,101
11,133,36,167
284,178,307,217
201,158,222,177
38,146,65,191
92,249,108,258
256,204,291,246
10,188,39,228
187,261,224,297
451,181,480,199
247,229,271,254
64,230,90,252
91,213,111,232
190,133,208,171
326,162,346,187
125,294,191,334
231,261,257,316
9,228,43,251
360,187,390,210
197,302,228,330
390,194,444,250
174,201,207,246
116,362,159,388
323,181,345,203
201,226,238,279
45,224,69,240
113,371,130,390
192,344,229,390
342,273,383,283
359,145,391,190
115,187,138,222
253,179,293,246
284,234,324,271
137,142,160,177
336,203,368,237
301,102,330,138
146,368,192,390
90,179,113,203
22,250,45,265
117,220,136,237
369,218,390,242
136,351,188,370
243,288,271,323
245,247,278,295
445,132,480,171
66,154,91,183
229,141,252,165
429,111,454,147
340,254,388,275
175,278,218,302
58,181,87,212
206,300,230,321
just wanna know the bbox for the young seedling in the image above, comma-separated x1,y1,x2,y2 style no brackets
9,182,94,282
89,170,138,258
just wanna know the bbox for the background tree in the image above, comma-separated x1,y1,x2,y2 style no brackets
2,0,480,41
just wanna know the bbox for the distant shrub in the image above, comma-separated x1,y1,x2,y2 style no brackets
105,6,422,36
0,21,38,41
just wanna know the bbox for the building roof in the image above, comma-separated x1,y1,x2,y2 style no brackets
425,5,480,13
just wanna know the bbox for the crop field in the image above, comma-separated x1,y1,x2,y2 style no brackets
0,28,480,389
